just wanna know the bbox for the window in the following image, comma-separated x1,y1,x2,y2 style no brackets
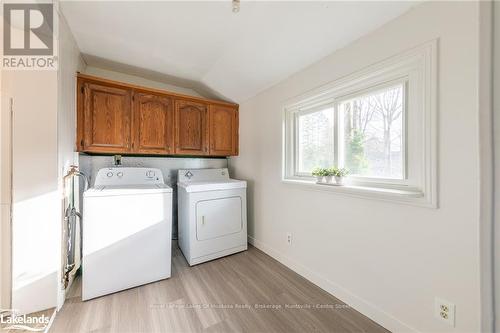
283,41,437,207
338,83,405,180
296,106,334,174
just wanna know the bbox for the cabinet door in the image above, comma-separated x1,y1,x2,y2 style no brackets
209,105,238,156
83,82,131,153
132,92,173,154
174,100,208,155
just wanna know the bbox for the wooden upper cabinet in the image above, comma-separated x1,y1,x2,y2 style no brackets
76,74,238,156
80,81,132,153
209,105,238,156
132,92,174,154
174,100,208,156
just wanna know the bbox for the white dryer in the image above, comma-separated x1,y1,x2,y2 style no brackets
177,168,247,266
83,167,172,300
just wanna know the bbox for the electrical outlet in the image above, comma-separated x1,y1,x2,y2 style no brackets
286,232,292,245
435,298,455,327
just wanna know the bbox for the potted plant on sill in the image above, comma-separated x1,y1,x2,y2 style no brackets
324,168,335,184
331,167,350,185
312,168,326,183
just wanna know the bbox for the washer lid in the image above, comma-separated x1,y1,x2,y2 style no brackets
178,179,247,193
84,184,172,197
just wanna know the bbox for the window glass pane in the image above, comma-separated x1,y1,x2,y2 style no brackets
340,84,404,179
297,107,334,174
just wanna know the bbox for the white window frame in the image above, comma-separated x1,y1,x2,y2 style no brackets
282,40,438,207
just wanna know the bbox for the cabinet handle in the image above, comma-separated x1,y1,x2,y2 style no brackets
80,139,84,147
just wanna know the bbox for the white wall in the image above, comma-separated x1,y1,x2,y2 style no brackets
83,66,203,97
231,2,482,332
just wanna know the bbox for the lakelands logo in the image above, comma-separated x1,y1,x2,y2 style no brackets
2,2,57,70
0,309,50,331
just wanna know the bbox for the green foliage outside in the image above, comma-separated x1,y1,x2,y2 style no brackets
345,129,368,175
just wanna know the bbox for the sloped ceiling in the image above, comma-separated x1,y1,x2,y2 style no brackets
60,1,418,102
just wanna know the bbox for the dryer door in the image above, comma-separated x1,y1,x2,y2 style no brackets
196,196,242,241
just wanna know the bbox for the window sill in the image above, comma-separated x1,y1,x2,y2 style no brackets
282,179,435,208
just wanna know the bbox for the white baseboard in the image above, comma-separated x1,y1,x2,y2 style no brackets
248,235,418,333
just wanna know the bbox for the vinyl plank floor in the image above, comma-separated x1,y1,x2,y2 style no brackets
50,244,389,333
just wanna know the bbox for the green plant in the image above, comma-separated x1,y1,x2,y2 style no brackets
324,168,335,177
312,167,328,177
330,167,350,177
346,130,368,174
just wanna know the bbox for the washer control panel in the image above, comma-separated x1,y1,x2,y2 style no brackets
95,168,164,186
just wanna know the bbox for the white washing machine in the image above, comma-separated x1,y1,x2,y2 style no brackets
177,168,247,266
82,167,172,300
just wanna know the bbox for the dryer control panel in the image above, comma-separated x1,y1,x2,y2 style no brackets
95,168,164,186
178,168,229,183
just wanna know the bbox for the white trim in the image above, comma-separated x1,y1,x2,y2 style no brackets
248,236,419,333
283,40,438,208
282,179,435,208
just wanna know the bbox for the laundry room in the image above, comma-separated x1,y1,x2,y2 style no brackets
0,1,497,333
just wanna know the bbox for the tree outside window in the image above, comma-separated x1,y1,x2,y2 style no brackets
340,84,404,179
